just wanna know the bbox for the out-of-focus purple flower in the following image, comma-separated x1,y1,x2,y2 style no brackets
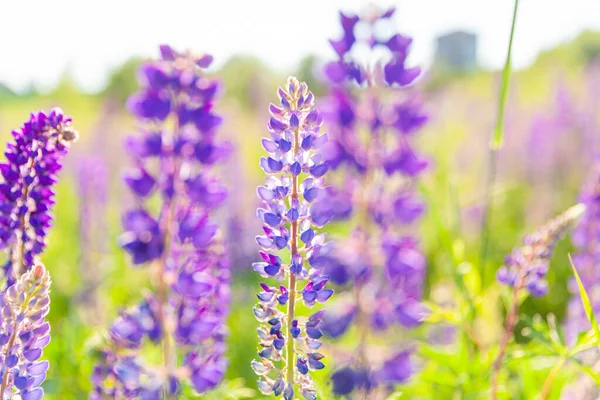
118,210,164,265
331,366,374,396
319,6,428,396
375,350,414,384
253,77,331,399
93,45,231,397
0,108,78,287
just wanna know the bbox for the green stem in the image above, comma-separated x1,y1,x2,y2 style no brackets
286,123,300,386
480,0,520,286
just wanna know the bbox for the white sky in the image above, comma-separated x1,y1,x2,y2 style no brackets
1,0,599,93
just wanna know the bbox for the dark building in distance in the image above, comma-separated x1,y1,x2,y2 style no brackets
434,31,478,72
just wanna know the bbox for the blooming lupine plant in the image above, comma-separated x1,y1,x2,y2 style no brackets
252,76,332,400
491,203,586,398
0,109,78,287
91,45,231,398
0,108,77,399
316,6,428,396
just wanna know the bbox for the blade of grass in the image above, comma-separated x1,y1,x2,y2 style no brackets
569,254,600,352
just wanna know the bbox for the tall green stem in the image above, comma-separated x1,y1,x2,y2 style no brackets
480,0,520,285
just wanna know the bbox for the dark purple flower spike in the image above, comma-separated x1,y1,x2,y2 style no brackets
0,108,78,287
0,109,76,397
253,77,332,399
92,45,231,398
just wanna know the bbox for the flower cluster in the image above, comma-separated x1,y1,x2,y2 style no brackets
0,109,76,398
314,6,428,396
497,203,586,296
91,45,231,398
0,264,52,400
252,77,332,400
565,161,600,339
323,6,428,177
0,109,78,287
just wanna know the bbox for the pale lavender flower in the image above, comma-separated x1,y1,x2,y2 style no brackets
252,77,332,400
0,264,52,400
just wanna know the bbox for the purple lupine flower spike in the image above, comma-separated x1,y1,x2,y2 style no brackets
92,45,231,398
317,6,428,396
253,77,332,399
0,108,78,287
0,264,52,399
0,109,76,398
496,203,586,296
565,160,600,341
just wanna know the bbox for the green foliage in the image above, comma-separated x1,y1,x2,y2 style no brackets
218,55,281,111
184,379,255,399
294,54,326,97
569,255,600,352
1,25,600,400
103,57,143,105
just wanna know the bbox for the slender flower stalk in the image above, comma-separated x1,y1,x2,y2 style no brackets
316,6,428,397
92,45,231,398
491,203,586,399
0,108,77,399
252,77,332,400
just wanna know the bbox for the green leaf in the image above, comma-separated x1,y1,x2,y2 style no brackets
569,254,600,352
